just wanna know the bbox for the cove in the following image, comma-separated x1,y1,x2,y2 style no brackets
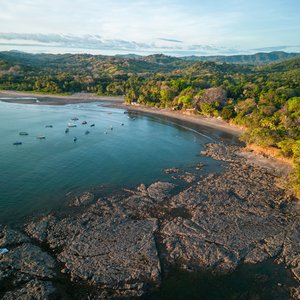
0,100,228,224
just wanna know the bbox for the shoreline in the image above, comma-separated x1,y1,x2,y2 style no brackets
0,90,241,135
112,104,293,173
0,90,124,105
0,90,293,172
1,142,299,299
112,102,244,136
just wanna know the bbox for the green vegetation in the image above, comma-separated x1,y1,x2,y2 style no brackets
0,50,300,196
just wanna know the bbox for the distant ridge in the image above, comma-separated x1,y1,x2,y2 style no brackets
0,51,300,74
181,51,300,65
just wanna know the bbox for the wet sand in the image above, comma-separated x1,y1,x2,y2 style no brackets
0,90,124,105
112,103,244,136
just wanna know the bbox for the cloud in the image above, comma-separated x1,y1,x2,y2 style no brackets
0,33,152,51
251,45,300,52
158,38,183,43
0,32,299,56
0,32,238,55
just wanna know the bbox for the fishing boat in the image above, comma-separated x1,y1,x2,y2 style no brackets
13,141,22,145
71,117,79,121
19,132,29,136
82,121,87,125
73,137,77,142
65,128,69,133
36,136,46,139
90,123,95,127
85,130,90,135
45,125,53,128
67,123,77,127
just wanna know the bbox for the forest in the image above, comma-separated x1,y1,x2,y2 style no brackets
0,50,299,196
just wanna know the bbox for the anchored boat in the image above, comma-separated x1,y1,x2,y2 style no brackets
19,132,29,136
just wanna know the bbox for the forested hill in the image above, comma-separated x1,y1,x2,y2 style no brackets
0,51,299,75
0,50,300,196
182,51,300,65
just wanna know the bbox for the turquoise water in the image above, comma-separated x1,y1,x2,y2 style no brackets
0,100,231,224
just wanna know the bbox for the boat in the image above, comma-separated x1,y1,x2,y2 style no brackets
90,123,95,127
67,123,77,127
19,132,29,136
36,136,46,139
82,121,87,125
85,130,90,135
71,117,79,121
13,141,22,145
45,125,53,128
65,128,69,133
73,137,77,142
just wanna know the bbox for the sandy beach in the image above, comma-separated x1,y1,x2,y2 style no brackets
0,90,124,105
113,102,244,136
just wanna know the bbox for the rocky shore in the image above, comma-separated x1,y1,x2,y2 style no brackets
0,143,299,299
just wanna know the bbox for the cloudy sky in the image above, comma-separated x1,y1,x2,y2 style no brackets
0,0,299,56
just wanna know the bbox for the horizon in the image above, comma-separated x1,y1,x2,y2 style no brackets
1,0,300,56
1,49,300,58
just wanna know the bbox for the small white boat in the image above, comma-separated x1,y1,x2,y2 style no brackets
67,123,77,127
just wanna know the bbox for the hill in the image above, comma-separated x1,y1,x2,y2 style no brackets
182,51,300,65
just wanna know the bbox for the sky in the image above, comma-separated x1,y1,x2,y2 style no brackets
0,0,299,56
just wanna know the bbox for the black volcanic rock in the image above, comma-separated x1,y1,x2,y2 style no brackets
2,144,299,298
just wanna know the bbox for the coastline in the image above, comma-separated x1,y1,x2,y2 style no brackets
0,90,293,173
0,94,298,297
0,90,124,105
0,90,242,135
112,102,244,136
1,142,299,299
112,103,293,173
